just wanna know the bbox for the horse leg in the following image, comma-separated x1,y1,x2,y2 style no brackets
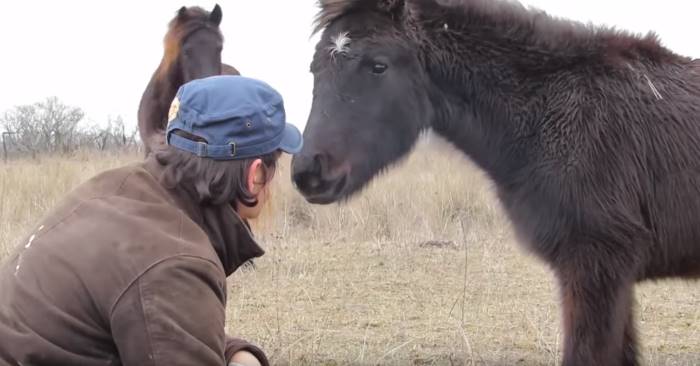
622,302,640,366
558,260,636,366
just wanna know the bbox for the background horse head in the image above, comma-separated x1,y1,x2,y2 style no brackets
138,4,240,155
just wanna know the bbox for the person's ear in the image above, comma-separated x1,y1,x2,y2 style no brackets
247,159,264,195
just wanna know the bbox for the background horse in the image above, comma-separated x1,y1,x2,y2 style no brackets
291,0,700,365
138,4,240,155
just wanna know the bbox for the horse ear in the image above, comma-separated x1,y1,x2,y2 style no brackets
210,4,223,26
177,6,188,18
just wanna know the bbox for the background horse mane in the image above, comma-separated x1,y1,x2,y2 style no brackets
138,4,239,155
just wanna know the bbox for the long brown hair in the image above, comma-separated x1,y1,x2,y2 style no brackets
153,131,279,207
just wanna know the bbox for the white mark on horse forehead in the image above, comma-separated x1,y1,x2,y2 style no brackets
328,31,351,59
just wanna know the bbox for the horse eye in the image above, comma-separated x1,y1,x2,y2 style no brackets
371,63,388,75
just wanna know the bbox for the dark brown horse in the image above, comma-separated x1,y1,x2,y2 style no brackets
138,4,240,155
291,0,700,365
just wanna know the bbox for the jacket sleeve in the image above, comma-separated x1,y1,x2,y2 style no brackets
110,255,233,366
225,335,270,366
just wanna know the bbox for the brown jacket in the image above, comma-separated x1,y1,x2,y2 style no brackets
0,158,268,366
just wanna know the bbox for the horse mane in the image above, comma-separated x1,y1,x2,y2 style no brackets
313,0,368,35
159,6,223,77
313,0,680,65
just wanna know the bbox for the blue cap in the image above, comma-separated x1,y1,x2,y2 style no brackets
165,75,303,160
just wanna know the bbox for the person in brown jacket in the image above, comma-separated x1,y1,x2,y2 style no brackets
0,75,303,366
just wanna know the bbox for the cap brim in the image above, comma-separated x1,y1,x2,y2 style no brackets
277,123,303,154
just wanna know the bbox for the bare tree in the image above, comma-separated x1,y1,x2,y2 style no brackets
76,116,140,152
1,98,141,158
2,105,42,158
37,97,84,153
1,97,84,156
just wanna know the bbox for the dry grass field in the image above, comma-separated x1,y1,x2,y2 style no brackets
1,139,698,365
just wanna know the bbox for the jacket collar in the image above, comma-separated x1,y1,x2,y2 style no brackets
143,157,265,276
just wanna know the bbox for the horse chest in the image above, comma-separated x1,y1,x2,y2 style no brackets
496,182,577,260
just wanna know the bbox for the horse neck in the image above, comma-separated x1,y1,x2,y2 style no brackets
150,60,183,114
415,10,583,183
421,50,537,183
138,59,183,146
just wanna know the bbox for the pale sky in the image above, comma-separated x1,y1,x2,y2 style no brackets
0,1,697,131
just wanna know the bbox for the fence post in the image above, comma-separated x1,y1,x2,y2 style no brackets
2,132,15,163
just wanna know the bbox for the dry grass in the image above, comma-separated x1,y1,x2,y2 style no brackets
1,141,698,365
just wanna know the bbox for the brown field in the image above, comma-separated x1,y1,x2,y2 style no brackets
1,139,698,365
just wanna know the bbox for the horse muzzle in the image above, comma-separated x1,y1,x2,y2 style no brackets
291,152,350,204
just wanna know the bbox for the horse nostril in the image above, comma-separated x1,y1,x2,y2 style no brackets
312,154,326,175
307,175,322,190
293,170,322,193
292,153,326,193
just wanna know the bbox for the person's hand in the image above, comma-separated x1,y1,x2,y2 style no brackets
228,350,262,366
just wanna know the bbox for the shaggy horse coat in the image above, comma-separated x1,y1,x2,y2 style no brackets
291,1,700,365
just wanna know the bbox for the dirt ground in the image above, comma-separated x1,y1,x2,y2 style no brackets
2,142,698,365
